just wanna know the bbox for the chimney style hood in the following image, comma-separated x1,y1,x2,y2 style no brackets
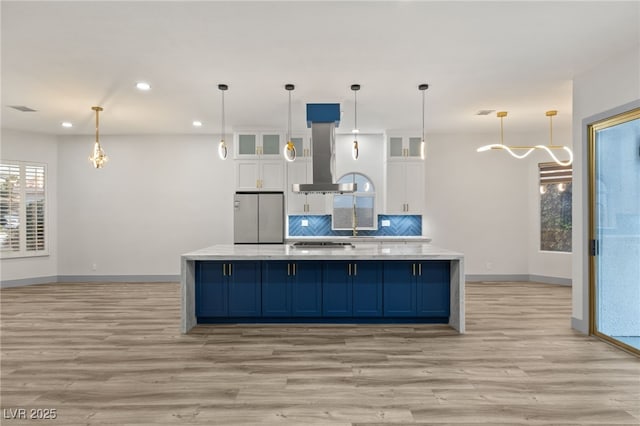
291,104,357,194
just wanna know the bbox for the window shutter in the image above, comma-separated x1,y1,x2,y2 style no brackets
539,162,572,185
25,165,45,252
1,161,46,257
0,164,21,252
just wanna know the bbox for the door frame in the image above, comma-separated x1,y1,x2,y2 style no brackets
587,106,640,355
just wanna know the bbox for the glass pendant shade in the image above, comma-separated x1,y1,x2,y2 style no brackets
88,106,108,168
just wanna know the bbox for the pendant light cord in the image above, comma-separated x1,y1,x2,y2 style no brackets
421,89,425,141
288,90,292,142
221,90,225,142
95,108,100,143
354,90,358,139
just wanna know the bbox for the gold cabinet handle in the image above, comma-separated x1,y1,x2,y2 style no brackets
412,263,416,276
293,263,296,276
228,263,232,276
348,263,352,276
287,263,291,276
223,263,226,276
418,263,422,276
353,263,357,276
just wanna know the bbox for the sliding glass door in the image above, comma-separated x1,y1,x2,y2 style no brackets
589,108,640,354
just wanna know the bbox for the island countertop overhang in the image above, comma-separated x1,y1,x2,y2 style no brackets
181,242,463,262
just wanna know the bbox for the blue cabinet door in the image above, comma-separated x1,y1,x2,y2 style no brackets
352,261,383,317
262,261,291,317
228,261,262,317
383,261,416,317
196,261,228,317
322,261,353,317
291,261,322,317
416,261,450,317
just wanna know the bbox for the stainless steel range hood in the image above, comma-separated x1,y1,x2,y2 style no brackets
291,104,356,194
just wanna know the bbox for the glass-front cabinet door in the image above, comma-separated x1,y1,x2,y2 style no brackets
388,135,423,160
589,107,640,355
235,132,283,158
261,134,280,156
237,134,257,156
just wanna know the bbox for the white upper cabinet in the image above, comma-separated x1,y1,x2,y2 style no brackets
289,134,312,158
234,130,285,191
236,160,284,191
385,161,424,214
385,133,425,214
235,131,284,159
388,135,424,161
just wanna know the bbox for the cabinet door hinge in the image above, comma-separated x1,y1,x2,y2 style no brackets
589,239,599,256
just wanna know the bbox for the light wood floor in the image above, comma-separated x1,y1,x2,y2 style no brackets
1,281,638,425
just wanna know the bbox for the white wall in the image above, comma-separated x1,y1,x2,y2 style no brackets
425,132,530,276
3,125,576,283
0,129,58,282
57,134,234,277
572,45,640,332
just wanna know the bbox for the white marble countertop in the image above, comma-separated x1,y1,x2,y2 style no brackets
182,242,462,261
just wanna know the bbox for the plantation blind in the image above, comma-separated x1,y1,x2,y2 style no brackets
25,165,45,252
0,164,21,253
0,161,47,257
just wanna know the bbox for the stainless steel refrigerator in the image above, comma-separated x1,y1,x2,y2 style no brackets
234,192,284,244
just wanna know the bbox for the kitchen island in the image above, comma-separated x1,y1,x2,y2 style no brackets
181,243,464,333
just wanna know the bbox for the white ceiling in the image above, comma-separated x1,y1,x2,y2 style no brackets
1,1,638,137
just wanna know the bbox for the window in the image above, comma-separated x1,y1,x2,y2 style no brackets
539,162,572,252
332,173,376,230
0,161,47,258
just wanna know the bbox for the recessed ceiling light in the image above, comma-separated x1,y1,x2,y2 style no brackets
61,122,73,128
136,82,151,91
192,121,202,127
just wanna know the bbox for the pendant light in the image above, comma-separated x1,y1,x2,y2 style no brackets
477,110,573,166
419,84,429,160
351,84,360,160
218,84,228,160
283,84,296,162
88,106,108,168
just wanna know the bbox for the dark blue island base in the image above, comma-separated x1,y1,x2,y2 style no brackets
194,260,451,325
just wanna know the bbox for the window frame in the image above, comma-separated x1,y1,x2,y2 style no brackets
539,161,572,253
0,160,48,259
332,172,377,231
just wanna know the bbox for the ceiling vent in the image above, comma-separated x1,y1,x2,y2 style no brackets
475,109,495,116
9,105,38,112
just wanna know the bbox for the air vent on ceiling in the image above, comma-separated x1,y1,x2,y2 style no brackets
9,105,38,112
475,109,495,116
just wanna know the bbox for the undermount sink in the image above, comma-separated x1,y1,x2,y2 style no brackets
291,241,354,249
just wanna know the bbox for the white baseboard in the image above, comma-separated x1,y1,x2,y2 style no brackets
1,275,180,288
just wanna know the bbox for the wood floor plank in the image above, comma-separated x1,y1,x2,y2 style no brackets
1,281,638,425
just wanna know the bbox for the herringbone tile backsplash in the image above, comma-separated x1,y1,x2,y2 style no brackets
288,215,421,237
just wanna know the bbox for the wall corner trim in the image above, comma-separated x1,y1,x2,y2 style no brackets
571,316,589,334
